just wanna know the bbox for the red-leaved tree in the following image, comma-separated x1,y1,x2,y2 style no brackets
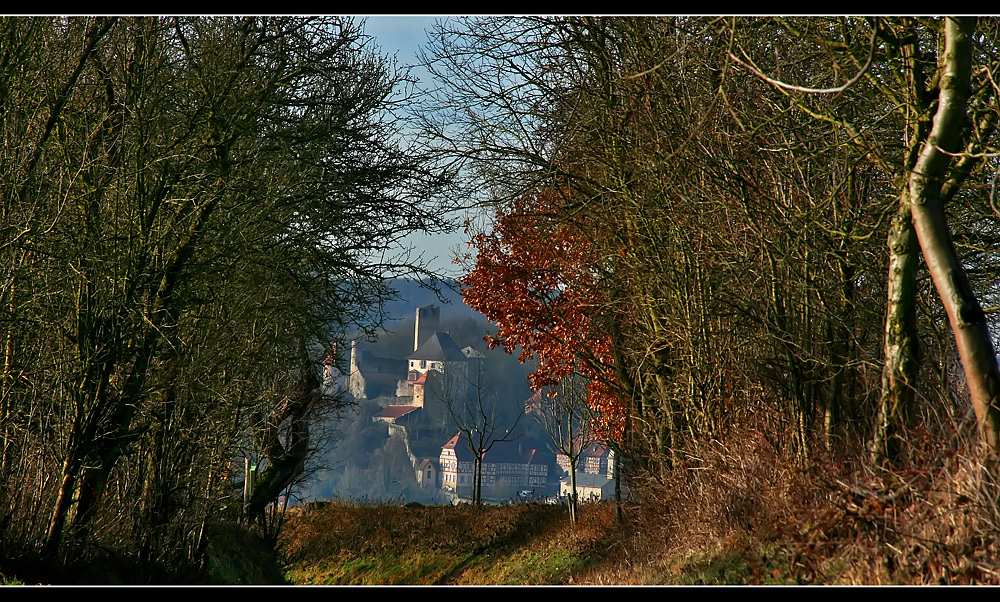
460,190,625,441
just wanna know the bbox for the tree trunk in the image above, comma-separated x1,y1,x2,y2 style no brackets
871,193,919,465
474,455,483,506
247,356,321,522
568,456,578,525
43,457,79,559
613,452,622,525
825,249,855,452
909,17,1000,454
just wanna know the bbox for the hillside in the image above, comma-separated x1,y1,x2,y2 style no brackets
9,17,1000,586
381,278,485,323
297,272,549,507
7,429,999,585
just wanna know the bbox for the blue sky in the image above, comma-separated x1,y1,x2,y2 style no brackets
362,15,440,64
361,16,468,280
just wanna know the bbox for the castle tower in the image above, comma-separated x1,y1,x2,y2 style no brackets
348,340,363,399
414,304,440,352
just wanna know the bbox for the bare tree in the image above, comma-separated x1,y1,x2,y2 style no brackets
437,358,525,506
0,16,451,573
728,17,1000,459
531,374,595,524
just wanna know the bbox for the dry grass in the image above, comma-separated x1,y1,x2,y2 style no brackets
280,427,1000,585
280,501,621,584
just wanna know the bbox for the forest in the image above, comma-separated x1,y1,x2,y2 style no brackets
445,16,1000,582
4,15,1000,584
447,16,1000,470
0,16,450,582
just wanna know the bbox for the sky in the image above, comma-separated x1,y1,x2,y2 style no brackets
361,16,468,281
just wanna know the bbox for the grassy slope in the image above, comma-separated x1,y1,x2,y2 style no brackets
279,500,803,585
280,502,611,585
280,433,1000,585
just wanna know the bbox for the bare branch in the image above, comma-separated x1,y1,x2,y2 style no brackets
728,24,878,95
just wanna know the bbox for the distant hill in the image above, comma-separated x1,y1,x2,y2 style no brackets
381,278,487,323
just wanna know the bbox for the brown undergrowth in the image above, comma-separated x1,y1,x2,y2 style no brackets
280,426,1000,585
576,424,1000,585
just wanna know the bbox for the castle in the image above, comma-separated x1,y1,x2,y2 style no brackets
341,304,552,502
347,304,480,411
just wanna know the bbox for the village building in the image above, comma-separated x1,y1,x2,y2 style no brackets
372,404,421,424
554,438,624,502
414,304,441,352
416,458,437,488
439,432,548,497
556,440,616,480
344,303,557,502
347,341,407,400
404,330,470,396
560,471,617,502
349,304,472,407
523,389,545,415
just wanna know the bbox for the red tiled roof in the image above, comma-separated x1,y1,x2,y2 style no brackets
583,441,610,458
374,405,419,419
442,432,461,450
524,389,544,412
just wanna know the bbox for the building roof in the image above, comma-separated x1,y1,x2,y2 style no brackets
354,349,407,398
524,389,545,414
568,471,614,489
359,350,407,374
373,405,420,420
556,436,612,459
582,441,611,458
442,432,463,451
409,331,468,362
441,431,543,465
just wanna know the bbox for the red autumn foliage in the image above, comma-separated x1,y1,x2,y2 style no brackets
460,190,625,440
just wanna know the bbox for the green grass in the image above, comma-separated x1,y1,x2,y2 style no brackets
280,502,618,585
279,501,802,585
285,551,477,585
664,545,801,585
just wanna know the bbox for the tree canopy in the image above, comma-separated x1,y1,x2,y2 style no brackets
0,16,449,577
435,16,1000,483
